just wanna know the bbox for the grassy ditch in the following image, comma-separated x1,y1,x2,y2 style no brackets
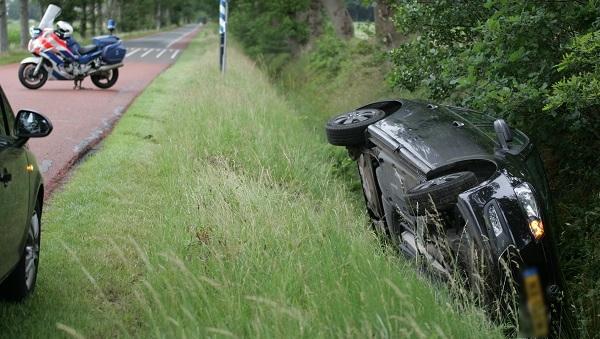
282,28,600,335
0,30,498,337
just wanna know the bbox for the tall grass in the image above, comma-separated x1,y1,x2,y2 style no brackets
0,30,499,337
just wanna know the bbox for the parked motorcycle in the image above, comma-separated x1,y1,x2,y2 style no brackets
19,4,126,90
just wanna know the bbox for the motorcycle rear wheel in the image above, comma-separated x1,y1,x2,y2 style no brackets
91,68,119,89
18,63,48,90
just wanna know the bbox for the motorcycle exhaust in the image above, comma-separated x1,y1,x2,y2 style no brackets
91,63,123,74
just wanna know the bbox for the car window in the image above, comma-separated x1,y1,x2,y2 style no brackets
0,88,16,137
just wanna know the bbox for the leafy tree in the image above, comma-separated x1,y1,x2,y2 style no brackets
321,0,354,40
34,0,210,36
19,0,27,49
229,0,312,67
0,0,8,52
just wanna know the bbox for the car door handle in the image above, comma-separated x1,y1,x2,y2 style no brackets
0,168,12,185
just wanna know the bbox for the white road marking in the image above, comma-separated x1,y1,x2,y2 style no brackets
166,24,201,49
140,48,155,58
171,50,180,59
126,48,141,57
156,49,167,58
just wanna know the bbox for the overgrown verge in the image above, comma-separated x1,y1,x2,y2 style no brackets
0,29,498,337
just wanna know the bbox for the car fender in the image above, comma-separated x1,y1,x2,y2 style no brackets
457,172,527,255
17,152,44,252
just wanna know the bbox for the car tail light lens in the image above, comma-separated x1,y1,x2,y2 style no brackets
514,182,544,240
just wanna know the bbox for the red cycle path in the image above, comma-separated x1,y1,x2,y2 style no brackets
0,25,200,197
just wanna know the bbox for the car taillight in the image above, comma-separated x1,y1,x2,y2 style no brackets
514,182,545,240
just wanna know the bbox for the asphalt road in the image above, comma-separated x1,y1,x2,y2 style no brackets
0,23,202,195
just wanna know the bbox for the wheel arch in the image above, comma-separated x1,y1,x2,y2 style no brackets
427,157,498,183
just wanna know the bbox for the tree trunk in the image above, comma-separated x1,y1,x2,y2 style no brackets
307,0,324,41
320,0,353,40
297,0,324,48
107,0,116,19
374,0,402,47
81,0,87,37
0,0,8,53
164,7,170,27
96,1,103,34
108,0,120,30
155,2,162,30
20,0,28,50
90,0,96,36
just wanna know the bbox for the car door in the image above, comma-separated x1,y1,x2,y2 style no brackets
0,88,30,279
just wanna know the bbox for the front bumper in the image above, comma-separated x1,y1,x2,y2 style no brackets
456,171,566,336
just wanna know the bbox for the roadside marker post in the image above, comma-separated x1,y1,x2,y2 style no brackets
219,0,228,74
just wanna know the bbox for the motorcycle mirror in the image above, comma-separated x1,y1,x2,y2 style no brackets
29,26,42,38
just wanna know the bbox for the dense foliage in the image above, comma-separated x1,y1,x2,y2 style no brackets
229,0,312,71
389,0,600,334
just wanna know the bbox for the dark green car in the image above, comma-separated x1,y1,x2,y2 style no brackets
0,85,52,301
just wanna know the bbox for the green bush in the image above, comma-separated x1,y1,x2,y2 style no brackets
230,0,311,68
308,27,348,75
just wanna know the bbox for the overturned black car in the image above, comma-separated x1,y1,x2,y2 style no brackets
326,99,569,337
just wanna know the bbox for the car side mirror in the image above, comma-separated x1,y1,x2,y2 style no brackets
15,110,53,139
494,119,513,151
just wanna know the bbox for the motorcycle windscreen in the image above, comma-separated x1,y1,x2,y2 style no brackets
39,4,62,30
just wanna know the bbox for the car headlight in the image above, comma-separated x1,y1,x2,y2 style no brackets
486,203,503,237
514,182,545,240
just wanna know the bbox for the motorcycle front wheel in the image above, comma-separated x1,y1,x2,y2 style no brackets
91,68,119,89
18,63,48,90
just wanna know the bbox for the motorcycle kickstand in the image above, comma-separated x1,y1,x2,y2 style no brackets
73,79,85,90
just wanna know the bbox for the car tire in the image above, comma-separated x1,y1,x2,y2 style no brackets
0,201,42,301
91,68,119,89
325,108,386,146
406,171,477,215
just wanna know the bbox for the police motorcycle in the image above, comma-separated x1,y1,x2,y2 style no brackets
19,4,126,90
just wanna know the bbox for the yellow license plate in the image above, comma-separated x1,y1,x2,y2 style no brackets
523,268,549,337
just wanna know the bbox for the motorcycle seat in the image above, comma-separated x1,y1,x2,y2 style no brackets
79,44,98,55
